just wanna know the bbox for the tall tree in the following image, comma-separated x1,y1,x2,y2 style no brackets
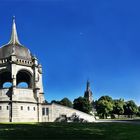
60,97,73,108
51,100,60,104
73,97,92,114
124,100,138,118
113,99,125,118
96,96,114,118
98,96,113,102
137,106,140,116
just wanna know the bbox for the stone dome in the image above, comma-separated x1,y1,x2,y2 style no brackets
0,17,32,60
0,44,32,60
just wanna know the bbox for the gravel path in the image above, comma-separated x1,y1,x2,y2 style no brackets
95,120,140,125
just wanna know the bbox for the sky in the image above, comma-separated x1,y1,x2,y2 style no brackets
0,0,140,104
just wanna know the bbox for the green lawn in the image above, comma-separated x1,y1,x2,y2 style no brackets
0,122,140,140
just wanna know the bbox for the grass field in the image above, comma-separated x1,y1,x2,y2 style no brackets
0,122,140,140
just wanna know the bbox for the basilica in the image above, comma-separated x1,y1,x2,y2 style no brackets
0,18,95,122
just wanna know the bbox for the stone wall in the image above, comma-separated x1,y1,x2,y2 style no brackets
42,103,95,122
0,102,38,122
0,103,9,122
12,102,38,122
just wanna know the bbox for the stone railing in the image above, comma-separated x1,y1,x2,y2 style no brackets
0,58,9,64
0,88,10,101
0,88,10,95
13,88,36,102
15,88,33,96
0,57,33,66
0,88,36,102
16,58,33,66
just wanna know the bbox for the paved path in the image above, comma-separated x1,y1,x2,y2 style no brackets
95,120,140,125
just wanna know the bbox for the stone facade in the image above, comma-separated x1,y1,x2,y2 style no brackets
0,18,95,122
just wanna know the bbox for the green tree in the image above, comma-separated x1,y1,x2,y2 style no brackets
96,96,114,118
51,100,60,104
60,97,73,108
137,106,140,116
113,99,125,118
124,100,138,118
99,96,113,102
73,97,92,114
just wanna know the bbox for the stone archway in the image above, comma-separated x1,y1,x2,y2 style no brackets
16,70,33,88
0,71,12,89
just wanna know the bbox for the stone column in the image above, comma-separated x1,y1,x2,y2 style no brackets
10,54,17,122
32,56,38,87
11,54,17,94
34,87,42,122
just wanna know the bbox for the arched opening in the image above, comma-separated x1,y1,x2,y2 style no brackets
16,70,32,88
17,82,28,88
0,71,12,89
3,82,12,88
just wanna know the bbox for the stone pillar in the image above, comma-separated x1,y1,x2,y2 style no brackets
32,56,39,88
32,56,44,122
38,64,43,92
10,54,17,122
34,88,42,122
11,54,17,94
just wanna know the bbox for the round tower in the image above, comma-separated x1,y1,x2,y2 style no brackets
0,17,45,122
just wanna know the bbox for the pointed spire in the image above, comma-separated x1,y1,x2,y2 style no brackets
86,80,90,91
8,16,21,45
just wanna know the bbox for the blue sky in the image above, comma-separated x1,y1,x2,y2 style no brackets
0,0,140,104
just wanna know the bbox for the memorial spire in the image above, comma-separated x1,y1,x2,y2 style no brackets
8,16,21,45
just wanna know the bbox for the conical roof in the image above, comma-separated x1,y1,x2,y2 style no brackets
0,17,32,60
